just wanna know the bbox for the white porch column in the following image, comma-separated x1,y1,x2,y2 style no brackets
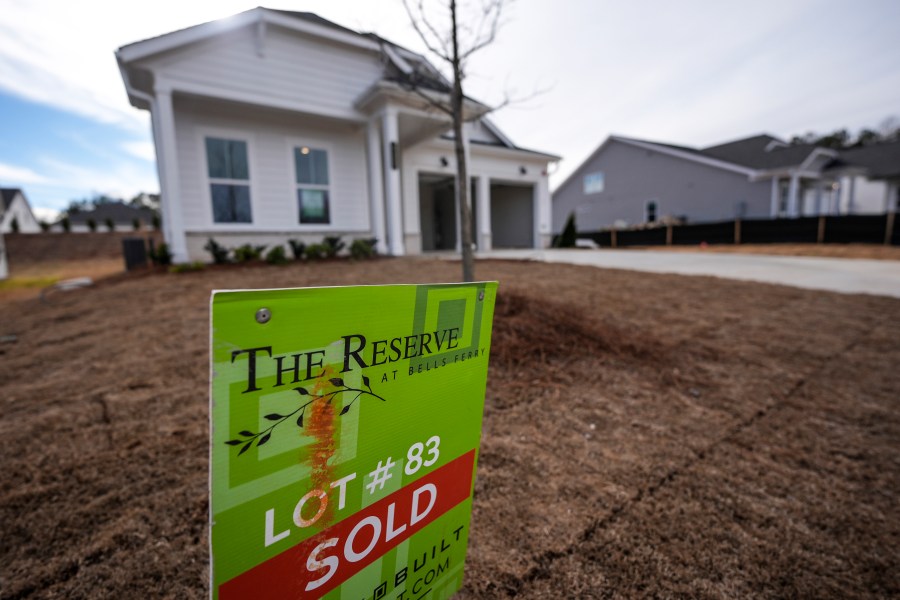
381,108,404,256
770,177,780,217
154,87,188,263
832,181,842,215
365,120,388,255
787,173,800,217
476,175,491,251
813,181,824,215
847,176,857,214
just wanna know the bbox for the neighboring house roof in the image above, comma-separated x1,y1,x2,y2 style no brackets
828,140,900,179
62,202,157,225
0,188,22,213
700,135,825,170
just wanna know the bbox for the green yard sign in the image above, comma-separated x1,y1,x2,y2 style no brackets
210,282,498,599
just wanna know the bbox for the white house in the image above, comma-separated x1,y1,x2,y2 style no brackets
0,188,41,234
116,8,558,262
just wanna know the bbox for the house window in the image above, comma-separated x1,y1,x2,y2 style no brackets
295,146,330,224
206,137,251,223
646,200,658,223
583,172,604,194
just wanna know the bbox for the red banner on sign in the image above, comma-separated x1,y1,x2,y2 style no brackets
219,450,476,599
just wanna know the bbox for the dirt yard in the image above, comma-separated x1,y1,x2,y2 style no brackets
1,258,898,599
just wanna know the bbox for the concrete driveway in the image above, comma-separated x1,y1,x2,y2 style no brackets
476,248,900,299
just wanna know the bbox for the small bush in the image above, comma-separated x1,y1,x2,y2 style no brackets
39,221,50,232
265,245,288,265
233,244,266,263
132,218,141,231
169,261,205,273
323,236,345,258
305,243,328,260
288,239,306,260
350,238,377,259
152,214,161,230
204,238,230,264
87,218,97,232
150,242,173,266
61,217,71,233
556,212,577,248
105,218,115,232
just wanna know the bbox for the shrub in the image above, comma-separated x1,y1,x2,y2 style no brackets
204,238,230,264
152,214,161,230
150,242,173,266
265,245,288,265
288,239,306,260
233,244,266,262
556,212,577,248
323,236,345,258
61,217,71,233
350,238,377,259
305,243,328,260
104,218,115,232
132,218,141,231
169,261,205,273
87,218,97,232
39,221,50,232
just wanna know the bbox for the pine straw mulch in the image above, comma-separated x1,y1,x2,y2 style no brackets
0,257,898,599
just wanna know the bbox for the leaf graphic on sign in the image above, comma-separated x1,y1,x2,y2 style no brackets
228,372,387,455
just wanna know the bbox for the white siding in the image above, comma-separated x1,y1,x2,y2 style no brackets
173,96,370,234
0,193,41,233
140,25,383,119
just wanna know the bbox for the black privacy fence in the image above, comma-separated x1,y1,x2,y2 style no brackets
582,214,898,247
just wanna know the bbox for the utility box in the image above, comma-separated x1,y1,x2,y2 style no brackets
122,237,148,271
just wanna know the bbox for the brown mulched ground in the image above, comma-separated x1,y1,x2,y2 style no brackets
0,258,898,599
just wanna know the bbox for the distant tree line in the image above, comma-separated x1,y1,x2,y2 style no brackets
65,192,159,214
789,116,900,149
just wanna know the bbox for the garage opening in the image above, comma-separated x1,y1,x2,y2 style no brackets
490,182,534,248
419,173,477,252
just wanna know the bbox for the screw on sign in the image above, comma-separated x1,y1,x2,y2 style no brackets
210,283,498,599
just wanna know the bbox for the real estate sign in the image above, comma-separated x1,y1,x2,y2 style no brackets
210,282,498,599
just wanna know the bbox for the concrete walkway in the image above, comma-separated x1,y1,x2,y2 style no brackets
474,248,900,299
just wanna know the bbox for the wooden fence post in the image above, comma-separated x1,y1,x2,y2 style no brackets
734,219,741,245
886,211,896,246
666,223,673,246
817,215,826,244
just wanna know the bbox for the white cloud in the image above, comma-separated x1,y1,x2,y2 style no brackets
32,206,60,222
122,141,157,162
0,162,50,185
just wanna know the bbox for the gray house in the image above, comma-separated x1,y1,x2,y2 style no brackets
553,134,900,232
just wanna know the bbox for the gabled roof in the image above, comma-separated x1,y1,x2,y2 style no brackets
0,188,22,213
63,202,157,225
701,135,829,170
829,139,900,179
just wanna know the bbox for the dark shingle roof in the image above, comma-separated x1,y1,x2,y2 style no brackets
701,135,820,169
831,140,900,179
65,202,157,225
1,188,22,213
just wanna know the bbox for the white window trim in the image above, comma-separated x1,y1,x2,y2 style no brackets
199,127,259,228
286,137,339,229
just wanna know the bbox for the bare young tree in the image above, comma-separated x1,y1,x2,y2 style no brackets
402,0,507,282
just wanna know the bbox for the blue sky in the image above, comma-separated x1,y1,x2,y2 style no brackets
1,0,899,220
